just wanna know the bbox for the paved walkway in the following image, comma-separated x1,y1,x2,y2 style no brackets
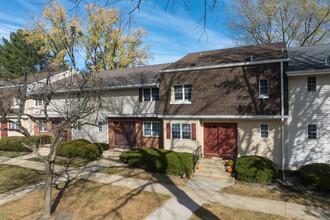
0,156,329,220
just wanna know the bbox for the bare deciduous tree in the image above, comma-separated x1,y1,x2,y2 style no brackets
0,68,104,218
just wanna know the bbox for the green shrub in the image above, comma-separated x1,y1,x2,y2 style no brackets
299,163,330,191
120,148,198,178
57,139,100,160
94,143,109,153
0,135,51,152
235,155,278,183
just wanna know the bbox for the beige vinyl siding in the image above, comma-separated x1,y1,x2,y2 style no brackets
288,74,330,166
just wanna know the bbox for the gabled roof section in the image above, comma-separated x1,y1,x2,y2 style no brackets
96,63,171,87
287,43,330,72
165,42,288,70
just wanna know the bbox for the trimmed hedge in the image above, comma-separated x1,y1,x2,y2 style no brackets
0,135,51,152
119,148,198,178
299,163,330,191
235,155,278,183
57,139,108,161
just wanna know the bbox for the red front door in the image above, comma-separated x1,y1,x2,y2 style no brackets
114,121,136,149
204,123,237,158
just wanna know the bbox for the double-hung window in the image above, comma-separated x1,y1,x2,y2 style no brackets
307,124,317,139
143,88,159,101
37,98,44,106
38,120,47,132
307,77,316,92
77,122,82,131
260,124,269,139
173,85,191,103
11,122,19,130
98,122,103,132
15,97,20,106
172,123,191,139
259,79,269,98
143,121,160,137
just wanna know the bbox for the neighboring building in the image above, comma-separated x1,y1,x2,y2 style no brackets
287,44,330,167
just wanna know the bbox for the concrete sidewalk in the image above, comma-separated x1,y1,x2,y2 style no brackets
0,156,329,220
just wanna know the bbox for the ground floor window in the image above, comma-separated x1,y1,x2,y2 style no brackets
38,120,47,132
172,123,191,139
98,122,103,132
260,123,269,139
143,121,160,137
11,122,19,130
308,124,317,139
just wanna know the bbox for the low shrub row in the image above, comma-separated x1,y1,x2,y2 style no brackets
119,148,198,178
235,155,278,183
0,135,51,152
299,163,330,191
57,139,108,161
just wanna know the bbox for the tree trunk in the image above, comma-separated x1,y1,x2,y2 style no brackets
43,161,53,218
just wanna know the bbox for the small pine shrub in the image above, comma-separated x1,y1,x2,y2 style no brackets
299,163,330,191
235,155,278,183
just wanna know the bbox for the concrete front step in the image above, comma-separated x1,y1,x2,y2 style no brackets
192,173,235,183
194,169,232,177
197,159,226,166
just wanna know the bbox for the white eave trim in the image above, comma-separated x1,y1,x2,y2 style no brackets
29,83,158,95
287,68,330,76
160,58,290,73
158,115,288,119
32,114,66,118
104,114,158,118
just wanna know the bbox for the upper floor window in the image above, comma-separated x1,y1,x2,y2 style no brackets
77,122,82,131
308,124,317,139
98,122,103,132
14,97,20,106
259,79,269,98
307,76,316,92
143,88,159,102
38,120,47,132
143,121,160,137
173,85,191,103
37,98,44,106
260,123,269,139
172,123,191,139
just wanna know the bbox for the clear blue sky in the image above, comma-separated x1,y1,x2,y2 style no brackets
0,0,233,66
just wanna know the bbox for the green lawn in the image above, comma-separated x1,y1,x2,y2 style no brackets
190,203,297,220
100,166,189,186
219,185,330,209
0,164,45,193
28,156,91,168
0,151,30,158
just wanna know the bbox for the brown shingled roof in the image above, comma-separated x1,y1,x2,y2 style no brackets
165,42,288,70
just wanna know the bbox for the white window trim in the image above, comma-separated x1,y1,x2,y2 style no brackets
259,79,269,99
171,123,192,140
77,122,82,131
11,122,19,131
171,85,192,104
260,123,269,139
307,124,317,140
143,121,160,137
143,88,159,102
306,76,317,93
38,120,47,132
37,98,44,106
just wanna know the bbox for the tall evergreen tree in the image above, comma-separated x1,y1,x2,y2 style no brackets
0,29,51,79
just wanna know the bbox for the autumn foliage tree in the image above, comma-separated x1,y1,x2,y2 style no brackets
26,1,149,71
227,0,330,47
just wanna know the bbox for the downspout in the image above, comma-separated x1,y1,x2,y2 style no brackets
281,61,286,181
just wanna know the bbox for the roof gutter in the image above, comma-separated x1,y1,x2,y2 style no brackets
160,58,290,73
287,68,330,76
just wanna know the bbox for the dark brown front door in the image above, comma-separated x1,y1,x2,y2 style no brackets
52,120,67,143
114,121,136,149
204,123,237,158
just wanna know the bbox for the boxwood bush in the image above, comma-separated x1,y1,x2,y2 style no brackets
57,139,108,161
120,148,198,178
0,135,51,152
299,163,330,191
235,155,278,183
